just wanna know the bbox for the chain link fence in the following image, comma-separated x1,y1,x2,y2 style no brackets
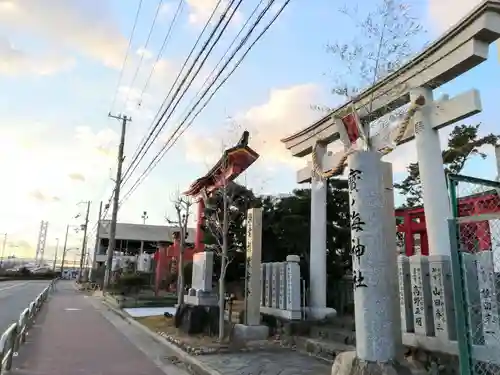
448,174,500,375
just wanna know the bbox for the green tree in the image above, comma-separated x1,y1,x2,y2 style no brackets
394,124,500,207
260,179,351,287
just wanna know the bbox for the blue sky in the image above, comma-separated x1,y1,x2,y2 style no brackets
0,0,497,258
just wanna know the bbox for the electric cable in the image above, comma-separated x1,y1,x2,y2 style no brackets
121,0,225,185
123,0,185,184
108,0,144,113
119,0,290,205
122,0,165,110
121,0,237,186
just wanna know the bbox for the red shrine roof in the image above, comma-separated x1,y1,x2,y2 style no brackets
184,143,259,197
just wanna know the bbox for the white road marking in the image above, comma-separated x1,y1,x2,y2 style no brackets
0,282,30,293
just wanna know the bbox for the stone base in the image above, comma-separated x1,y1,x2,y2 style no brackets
331,352,418,375
307,307,337,321
184,294,218,306
175,304,220,335
260,306,302,320
232,324,269,342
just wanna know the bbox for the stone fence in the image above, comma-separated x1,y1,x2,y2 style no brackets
260,255,303,320
259,252,500,364
399,253,500,366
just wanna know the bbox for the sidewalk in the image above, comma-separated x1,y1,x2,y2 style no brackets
10,282,185,375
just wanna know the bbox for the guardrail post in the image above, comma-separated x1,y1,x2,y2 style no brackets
1,279,57,373
4,324,17,371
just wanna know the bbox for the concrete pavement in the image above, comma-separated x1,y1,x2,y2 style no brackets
10,281,189,375
0,280,51,333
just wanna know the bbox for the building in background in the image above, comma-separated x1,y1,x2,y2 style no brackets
94,221,196,268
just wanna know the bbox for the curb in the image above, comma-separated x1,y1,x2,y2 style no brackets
98,298,222,375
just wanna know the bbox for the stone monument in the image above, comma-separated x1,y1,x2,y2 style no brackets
184,251,217,306
260,255,303,320
174,251,218,335
233,207,269,341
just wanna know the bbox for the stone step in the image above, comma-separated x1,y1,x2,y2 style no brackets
310,326,356,346
325,316,356,330
294,336,355,363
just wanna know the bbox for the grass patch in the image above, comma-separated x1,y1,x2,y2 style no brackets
136,315,231,353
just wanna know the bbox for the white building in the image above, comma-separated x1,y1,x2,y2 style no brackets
93,221,196,267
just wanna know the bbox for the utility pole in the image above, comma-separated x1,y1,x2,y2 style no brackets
0,233,6,268
104,113,131,290
78,201,91,283
52,237,59,272
92,201,103,271
60,225,69,276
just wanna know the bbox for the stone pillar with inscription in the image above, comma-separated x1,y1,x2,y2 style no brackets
234,207,269,341
476,251,500,346
332,151,412,375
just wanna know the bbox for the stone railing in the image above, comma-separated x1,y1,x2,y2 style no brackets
0,279,56,374
260,255,303,320
399,254,500,366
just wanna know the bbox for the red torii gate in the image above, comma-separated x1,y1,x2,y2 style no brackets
183,131,260,251
396,189,500,256
153,132,259,295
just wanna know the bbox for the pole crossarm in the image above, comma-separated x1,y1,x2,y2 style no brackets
281,1,500,158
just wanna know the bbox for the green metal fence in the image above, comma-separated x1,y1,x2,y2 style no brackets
448,173,500,375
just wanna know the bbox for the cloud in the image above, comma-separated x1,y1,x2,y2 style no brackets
29,190,61,202
0,122,118,225
159,2,174,17
182,83,473,181
68,173,86,182
0,0,127,68
0,36,74,76
184,84,325,169
186,0,243,27
427,0,482,33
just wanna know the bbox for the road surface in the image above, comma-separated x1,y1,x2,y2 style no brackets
0,280,51,333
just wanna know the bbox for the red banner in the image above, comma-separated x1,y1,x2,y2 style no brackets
341,109,362,145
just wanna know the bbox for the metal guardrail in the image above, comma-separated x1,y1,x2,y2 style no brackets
0,279,56,374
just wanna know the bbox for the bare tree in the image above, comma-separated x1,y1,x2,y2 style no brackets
204,172,255,340
166,195,193,306
317,0,427,140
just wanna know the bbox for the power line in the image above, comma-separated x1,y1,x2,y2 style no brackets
120,0,280,203
137,0,185,106
125,0,185,178
119,0,290,205
121,0,224,186
120,0,235,187
176,0,266,122
122,0,165,110
109,0,144,113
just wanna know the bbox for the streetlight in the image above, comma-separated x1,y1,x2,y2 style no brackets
76,201,91,283
60,247,79,276
0,233,6,268
141,211,148,224
52,238,59,272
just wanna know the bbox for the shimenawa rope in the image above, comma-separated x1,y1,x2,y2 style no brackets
311,95,426,179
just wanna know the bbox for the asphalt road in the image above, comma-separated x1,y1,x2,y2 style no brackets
0,280,51,334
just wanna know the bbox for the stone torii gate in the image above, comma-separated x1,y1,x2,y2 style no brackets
281,1,500,374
